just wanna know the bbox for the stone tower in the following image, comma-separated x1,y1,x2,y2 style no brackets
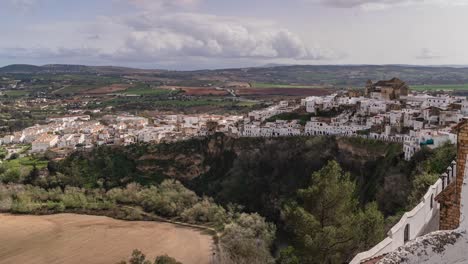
365,80,373,97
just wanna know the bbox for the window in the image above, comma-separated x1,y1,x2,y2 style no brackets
404,224,410,243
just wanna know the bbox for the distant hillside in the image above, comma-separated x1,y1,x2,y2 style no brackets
3,64,468,87
0,64,163,75
0,64,42,73
42,64,95,74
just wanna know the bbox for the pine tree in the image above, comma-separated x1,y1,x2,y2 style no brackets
283,160,385,264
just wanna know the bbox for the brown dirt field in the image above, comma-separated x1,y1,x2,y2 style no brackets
85,84,131,94
0,213,214,264
235,88,332,96
160,86,229,96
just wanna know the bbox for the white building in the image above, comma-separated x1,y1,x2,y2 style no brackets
305,118,369,136
32,134,59,152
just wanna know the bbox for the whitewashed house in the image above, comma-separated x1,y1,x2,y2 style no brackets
32,134,59,152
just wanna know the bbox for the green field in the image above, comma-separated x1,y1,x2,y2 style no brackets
1,156,48,170
4,90,29,97
251,82,326,89
411,84,468,91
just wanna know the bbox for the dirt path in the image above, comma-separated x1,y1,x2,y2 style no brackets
0,213,214,264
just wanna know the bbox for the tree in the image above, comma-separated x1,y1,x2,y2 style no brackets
355,202,385,251
282,160,385,264
220,213,276,264
24,165,39,185
154,255,182,264
119,250,181,264
277,246,300,264
408,173,439,207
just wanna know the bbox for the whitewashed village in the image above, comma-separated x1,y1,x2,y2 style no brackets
1,78,467,163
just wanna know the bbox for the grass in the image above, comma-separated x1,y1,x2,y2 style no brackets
411,84,468,91
4,90,29,97
251,82,326,89
2,156,48,170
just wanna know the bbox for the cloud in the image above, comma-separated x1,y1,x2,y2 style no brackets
126,0,202,10
318,0,468,9
416,48,442,60
87,35,101,40
7,0,39,12
108,13,337,61
0,4,340,67
0,47,99,60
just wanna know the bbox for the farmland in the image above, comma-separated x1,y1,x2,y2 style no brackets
4,90,29,97
0,213,214,264
411,84,468,91
251,82,329,89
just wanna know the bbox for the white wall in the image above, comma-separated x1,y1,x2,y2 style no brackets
373,157,468,264
350,169,450,264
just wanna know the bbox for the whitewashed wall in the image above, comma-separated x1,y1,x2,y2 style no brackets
350,163,454,264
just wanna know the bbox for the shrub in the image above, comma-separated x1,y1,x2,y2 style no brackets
46,201,66,212
139,180,198,217
11,193,41,213
107,183,142,204
181,197,227,225
1,169,21,183
120,250,182,264
0,196,12,211
154,255,182,264
408,173,439,207
220,213,276,264
61,187,88,209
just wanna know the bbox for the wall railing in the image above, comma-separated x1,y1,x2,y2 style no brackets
350,160,456,264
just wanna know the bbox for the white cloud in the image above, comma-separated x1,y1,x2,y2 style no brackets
6,0,39,12
0,2,339,67
108,12,337,61
416,48,442,60
318,0,468,9
126,0,202,10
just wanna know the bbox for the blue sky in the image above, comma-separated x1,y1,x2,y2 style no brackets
1,0,468,70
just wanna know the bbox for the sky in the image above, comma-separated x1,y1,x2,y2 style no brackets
1,0,468,70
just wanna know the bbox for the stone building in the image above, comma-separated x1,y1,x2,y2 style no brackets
365,78,410,100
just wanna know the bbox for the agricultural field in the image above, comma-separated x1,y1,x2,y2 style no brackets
1,155,47,170
122,86,174,96
411,84,468,91
236,87,332,97
0,213,214,264
3,90,29,97
85,84,131,95
251,82,329,89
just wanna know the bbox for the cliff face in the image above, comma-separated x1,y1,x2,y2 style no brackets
136,135,392,181
56,134,405,220
122,134,403,219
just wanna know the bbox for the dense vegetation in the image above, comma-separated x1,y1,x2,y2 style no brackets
0,134,456,263
281,161,385,263
0,180,276,263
